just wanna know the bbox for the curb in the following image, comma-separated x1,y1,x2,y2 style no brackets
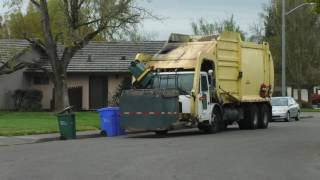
300,116,313,119
35,132,102,143
0,131,103,146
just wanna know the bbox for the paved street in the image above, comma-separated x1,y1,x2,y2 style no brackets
0,113,320,180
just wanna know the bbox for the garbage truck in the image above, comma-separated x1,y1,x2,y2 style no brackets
120,32,274,134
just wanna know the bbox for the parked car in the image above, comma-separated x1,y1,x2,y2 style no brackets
311,94,320,108
271,97,300,122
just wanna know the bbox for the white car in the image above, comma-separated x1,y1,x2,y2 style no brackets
271,97,300,121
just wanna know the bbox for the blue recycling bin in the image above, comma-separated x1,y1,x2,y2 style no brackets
97,107,126,137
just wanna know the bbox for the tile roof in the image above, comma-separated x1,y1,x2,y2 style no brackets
0,39,30,63
0,39,165,73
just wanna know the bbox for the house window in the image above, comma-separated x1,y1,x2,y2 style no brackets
33,76,49,85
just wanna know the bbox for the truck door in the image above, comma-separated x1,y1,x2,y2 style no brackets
198,74,211,121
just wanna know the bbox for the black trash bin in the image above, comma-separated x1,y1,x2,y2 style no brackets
56,106,76,140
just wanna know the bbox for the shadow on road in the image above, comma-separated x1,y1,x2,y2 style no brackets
127,126,240,139
128,130,204,139
270,120,297,123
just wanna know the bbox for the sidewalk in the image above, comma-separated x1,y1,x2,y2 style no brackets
302,112,319,119
0,130,101,146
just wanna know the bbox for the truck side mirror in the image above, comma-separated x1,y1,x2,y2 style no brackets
208,69,215,87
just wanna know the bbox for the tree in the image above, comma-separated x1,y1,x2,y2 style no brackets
3,1,105,41
261,0,320,104
191,15,246,40
307,0,320,13
121,27,158,41
0,16,10,39
5,0,152,111
3,1,156,42
248,22,265,43
5,4,42,39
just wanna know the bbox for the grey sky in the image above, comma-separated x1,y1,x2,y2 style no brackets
0,0,270,40
140,0,269,40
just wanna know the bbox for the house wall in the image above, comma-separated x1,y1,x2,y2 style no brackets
287,86,309,102
30,74,90,110
30,73,128,110
30,80,53,110
0,69,29,110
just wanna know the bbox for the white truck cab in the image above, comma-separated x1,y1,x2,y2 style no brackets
152,71,215,123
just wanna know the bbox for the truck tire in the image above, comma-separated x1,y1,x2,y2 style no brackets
248,104,259,129
239,104,259,130
258,104,270,129
201,108,222,134
238,118,248,130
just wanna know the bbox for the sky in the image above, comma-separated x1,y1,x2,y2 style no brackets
0,0,270,40
140,0,270,40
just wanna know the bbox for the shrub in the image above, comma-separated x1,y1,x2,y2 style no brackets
301,100,312,108
110,77,131,106
12,90,26,109
12,89,43,111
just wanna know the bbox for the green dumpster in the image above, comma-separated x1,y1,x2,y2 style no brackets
56,107,76,140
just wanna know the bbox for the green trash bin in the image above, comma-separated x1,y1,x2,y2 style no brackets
56,107,76,140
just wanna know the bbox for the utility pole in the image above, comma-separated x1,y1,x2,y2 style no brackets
281,0,286,96
281,1,315,97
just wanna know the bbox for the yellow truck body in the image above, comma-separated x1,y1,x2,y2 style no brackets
122,31,274,133
137,32,274,116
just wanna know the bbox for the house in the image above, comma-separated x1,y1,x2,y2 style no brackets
0,39,165,110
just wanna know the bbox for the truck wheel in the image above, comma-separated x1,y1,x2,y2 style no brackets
224,123,228,130
155,130,168,135
238,118,248,130
243,104,259,130
201,108,222,134
258,104,270,129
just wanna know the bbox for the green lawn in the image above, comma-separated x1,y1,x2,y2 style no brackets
0,112,100,136
301,108,320,112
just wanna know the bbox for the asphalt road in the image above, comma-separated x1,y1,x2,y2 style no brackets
1,113,320,180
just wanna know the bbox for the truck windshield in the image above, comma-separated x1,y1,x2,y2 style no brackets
152,74,194,93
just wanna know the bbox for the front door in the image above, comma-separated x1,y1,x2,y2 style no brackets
198,74,211,121
68,86,83,111
89,76,108,109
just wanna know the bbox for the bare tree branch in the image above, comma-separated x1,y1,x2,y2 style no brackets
78,0,85,9
30,0,40,8
130,5,163,21
25,38,47,56
0,48,41,75
75,18,102,28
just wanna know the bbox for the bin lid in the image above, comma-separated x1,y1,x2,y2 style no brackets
56,106,74,115
96,107,120,112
